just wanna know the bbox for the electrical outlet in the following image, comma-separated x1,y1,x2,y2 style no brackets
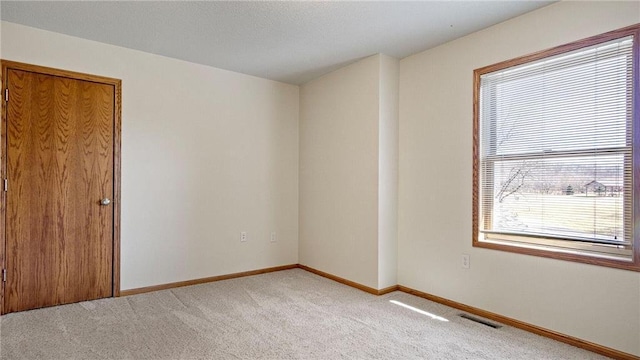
270,232,277,243
462,254,470,269
240,231,247,242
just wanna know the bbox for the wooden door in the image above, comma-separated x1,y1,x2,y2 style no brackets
1,62,121,313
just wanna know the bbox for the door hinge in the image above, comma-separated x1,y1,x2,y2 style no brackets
2,269,5,283
4,88,7,102
3,179,7,192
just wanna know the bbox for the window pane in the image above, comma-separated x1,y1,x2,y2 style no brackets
481,38,632,157
489,155,626,242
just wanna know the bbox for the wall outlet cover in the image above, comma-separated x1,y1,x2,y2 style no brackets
462,254,470,269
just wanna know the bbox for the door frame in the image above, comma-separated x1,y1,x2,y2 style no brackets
0,60,122,314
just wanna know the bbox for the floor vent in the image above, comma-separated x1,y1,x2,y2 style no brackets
459,314,502,329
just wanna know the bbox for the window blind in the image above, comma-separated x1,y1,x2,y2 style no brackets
478,36,634,258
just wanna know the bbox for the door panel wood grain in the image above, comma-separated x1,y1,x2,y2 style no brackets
3,66,117,313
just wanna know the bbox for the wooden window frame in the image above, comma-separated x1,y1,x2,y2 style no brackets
472,24,640,271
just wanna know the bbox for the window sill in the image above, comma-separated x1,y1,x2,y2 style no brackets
473,238,640,272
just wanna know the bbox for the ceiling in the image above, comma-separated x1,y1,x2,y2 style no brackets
0,1,554,85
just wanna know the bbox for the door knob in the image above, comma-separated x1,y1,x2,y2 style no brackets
100,198,111,206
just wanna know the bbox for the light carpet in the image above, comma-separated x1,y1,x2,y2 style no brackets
0,269,608,359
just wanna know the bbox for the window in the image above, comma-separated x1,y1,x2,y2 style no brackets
473,24,640,271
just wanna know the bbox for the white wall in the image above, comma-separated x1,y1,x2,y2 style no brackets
299,55,381,289
378,54,399,289
398,1,640,356
1,21,300,291
299,54,398,290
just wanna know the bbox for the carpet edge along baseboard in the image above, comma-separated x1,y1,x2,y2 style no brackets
119,264,638,360
119,264,297,296
297,264,399,295
394,285,638,360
